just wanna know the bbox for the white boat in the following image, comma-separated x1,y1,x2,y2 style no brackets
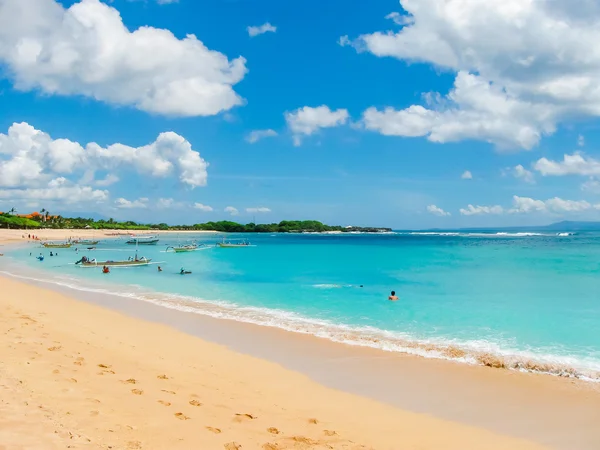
126,235,159,245
216,238,252,248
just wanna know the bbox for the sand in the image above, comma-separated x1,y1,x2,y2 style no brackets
0,277,552,450
0,229,216,247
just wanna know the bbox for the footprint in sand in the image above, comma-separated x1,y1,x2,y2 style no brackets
157,400,171,407
262,444,278,450
69,378,78,383
123,379,137,384
224,443,241,450
52,369,60,374
323,430,337,436
205,427,221,434
89,411,99,417
47,346,62,351
267,428,280,435
98,364,111,369
157,374,168,380
234,413,257,422
308,418,318,425
131,389,143,395
127,441,142,449
189,400,202,407
291,437,318,445
161,390,176,395
174,412,190,420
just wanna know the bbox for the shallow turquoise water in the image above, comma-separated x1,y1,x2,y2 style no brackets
2,231,600,379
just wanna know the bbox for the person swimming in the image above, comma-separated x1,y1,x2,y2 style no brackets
157,266,163,272
102,266,110,274
388,290,399,301
180,267,191,274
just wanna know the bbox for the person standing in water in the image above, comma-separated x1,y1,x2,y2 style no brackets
388,290,399,301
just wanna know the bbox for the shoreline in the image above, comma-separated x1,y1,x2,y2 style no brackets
2,231,600,448
0,275,555,450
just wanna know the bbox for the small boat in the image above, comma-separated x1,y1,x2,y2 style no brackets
216,238,251,248
75,256,152,267
167,243,200,253
126,235,159,245
73,239,99,245
42,242,72,248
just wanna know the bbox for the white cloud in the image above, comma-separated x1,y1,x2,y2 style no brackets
246,207,271,213
581,178,600,194
246,129,278,144
115,197,148,209
156,0,178,4
285,105,349,146
509,196,595,214
459,204,504,216
578,135,585,147
94,174,120,187
461,170,472,180
513,165,535,184
0,178,108,204
194,203,213,212
361,72,553,149
0,0,247,117
346,0,600,149
385,12,414,26
247,23,277,37
0,122,209,189
338,35,351,47
156,197,184,209
533,153,600,177
458,195,600,216
426,204,450,216
224,206,239,216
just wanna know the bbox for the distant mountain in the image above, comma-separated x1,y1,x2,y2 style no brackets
539,221,600,231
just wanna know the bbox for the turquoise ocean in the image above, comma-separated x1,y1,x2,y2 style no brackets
2,231,600,380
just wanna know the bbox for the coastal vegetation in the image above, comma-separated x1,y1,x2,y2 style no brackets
0,210,390,233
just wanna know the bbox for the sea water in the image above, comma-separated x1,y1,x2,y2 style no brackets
2,231,600,380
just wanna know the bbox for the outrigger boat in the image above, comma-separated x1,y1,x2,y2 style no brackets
167,243,200,253
126,235,159,245
42,242,72,248
72,239,99,245
75,255,152,267
216,238,251,248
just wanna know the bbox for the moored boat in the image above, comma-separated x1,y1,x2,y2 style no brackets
42,242,72,248
126,235,159,245
73,239,99,245
75,256,152,267
168,244,199,253
216,238,251,248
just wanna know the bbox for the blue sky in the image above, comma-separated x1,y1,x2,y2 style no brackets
1,0,600,228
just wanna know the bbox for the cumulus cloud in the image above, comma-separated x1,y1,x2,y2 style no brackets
115,197,148,209
361,72,553,149
194,203,213,212
509,196,595,214
426,204,450,216
0,178,108,204
459,204,504,216
247,23,277,37
513,165,535,184
459,195,600,216
0,0,247,117
0,122,209,189
246,129,278,144
385,12,414,26
461,170,472,180
224,206,239,216
533,153,600,177
578,135,585,147
346,0,600,149
285,105,349,146
246,207,271,213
